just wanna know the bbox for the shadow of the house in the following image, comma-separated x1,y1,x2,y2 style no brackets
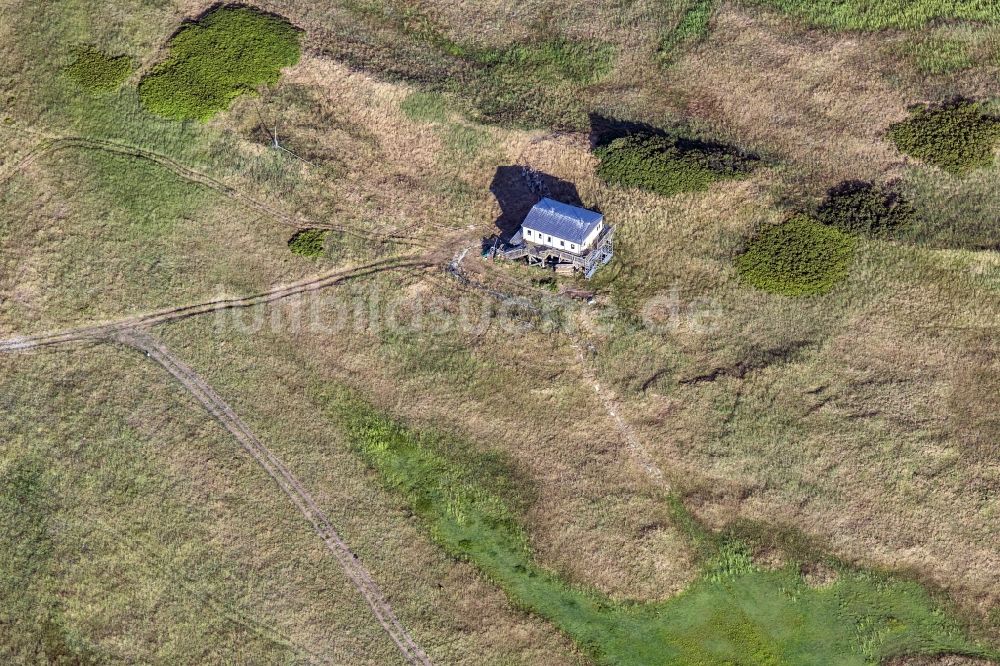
489,165,586,242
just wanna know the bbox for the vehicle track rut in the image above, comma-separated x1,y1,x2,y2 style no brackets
0,256,431,353
116,329,433,666
0,256,438,663
0,135,426,247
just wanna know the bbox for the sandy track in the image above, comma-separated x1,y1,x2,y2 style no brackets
0,255,438,662
0,256,431,353
116,329,433,665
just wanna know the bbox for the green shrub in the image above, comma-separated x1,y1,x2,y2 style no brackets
736,215,856,296
65,47,132,93
888,99,1000,174
287,229,327,258
816,180,916,238
595,132,756,197
139,6,301,121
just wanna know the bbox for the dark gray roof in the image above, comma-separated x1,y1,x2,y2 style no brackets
522,198,602,245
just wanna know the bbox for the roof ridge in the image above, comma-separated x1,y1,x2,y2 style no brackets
522,198,603,245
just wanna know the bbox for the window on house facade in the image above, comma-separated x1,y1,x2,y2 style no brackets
560,240,565,247
570,244,576,250
547,236,552,242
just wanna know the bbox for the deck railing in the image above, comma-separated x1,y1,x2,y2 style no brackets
504,226,614,266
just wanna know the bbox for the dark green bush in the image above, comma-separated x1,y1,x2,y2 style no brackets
816,180,916,238
888,99,1000,174
595,132,756,197
736,215,856,296
65,47,132,93
139,6,301,121
288,229,328,258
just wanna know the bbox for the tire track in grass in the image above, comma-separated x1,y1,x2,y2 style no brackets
113,329,434,666
447,248,669,488
0,135,427,247
0,256,432,353
0,253,438,661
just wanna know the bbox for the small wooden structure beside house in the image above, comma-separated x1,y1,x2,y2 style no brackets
496,198,614,279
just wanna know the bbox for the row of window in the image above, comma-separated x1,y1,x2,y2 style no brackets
525,228,576,250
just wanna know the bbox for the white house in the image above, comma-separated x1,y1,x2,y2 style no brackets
496,197,614,279
520,198,605,255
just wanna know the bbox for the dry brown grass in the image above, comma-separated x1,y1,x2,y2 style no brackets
159,272,698,602
606,237,1000,616
2,0,998,658
668,6,913,191
888,656,998,666
0,346,409,663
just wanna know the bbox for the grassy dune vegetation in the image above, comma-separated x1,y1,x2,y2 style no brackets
1,0,999,663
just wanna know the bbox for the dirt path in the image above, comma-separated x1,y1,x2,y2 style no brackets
0,135,426,248
0,255,439,663
115,329,433,666
448,249,669,489
0,256,431,353
569,340,669,488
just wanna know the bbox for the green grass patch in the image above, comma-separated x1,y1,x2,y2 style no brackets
901,36,975,75
595,132,756,198
478,39,613,85
747,0,1000,30
736,215,856,296
64,47,132,93
319,389,995,666
288,229,328,258
139,6,301,121
442,124,491,159
888,99,1000,174
816,180,916,238
0,456,95,663
463,39,616,129
401,91,451,123
659,0,716,62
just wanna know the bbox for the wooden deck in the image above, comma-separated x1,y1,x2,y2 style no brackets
500,226,614,279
